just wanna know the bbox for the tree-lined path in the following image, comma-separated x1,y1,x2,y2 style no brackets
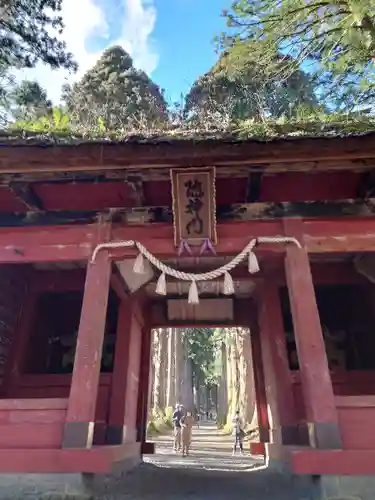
145,422,261,471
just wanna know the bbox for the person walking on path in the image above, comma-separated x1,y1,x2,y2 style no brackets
181,411,195,457
172,404,183,452
232,409,245,455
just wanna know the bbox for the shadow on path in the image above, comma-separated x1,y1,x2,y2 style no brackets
117,423,317,499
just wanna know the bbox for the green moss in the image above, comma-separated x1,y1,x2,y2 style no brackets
2,111,375,144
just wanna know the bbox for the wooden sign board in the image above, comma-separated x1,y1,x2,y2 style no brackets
171,167,217,247
167,298,233,322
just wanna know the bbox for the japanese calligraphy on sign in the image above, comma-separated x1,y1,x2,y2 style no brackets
171,167,217,247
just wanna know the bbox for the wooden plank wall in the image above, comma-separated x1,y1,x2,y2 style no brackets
0,398,67,449
0,265,28,387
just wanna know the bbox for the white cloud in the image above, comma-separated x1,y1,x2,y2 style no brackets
116,0,159,75
14,0,159,104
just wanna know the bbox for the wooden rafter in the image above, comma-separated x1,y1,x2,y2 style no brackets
8,182,44,211
2,198,375,227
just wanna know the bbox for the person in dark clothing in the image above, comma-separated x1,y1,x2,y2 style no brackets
172,404,183,452
232,409,245,455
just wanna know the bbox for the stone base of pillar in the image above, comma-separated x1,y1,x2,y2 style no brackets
307,421,342,449
270,425,301,446
265,443,292,473
63,421,95,449
105,425,126,445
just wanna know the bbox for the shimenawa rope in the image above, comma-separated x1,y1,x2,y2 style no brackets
90,236,301,304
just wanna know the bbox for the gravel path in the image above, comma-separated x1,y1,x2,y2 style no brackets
113,423,318,500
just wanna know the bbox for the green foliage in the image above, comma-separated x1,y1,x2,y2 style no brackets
164,406,174,427
184,328,218,387
9,80,52,120
6,110,375,142
147,406,173,436
223,0,375,109
0,0,76,71
62,46,168,131
225,0,375,69
185,40,320,125
11,107,71,133
234,111,375,138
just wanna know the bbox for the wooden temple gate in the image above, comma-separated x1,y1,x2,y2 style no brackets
0,134,374,476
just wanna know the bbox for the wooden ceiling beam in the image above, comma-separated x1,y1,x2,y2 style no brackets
0,158,372,184
0,217,375,264
2,197,375,227
8,182,44,211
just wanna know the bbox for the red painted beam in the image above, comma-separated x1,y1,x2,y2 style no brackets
0,218,374,263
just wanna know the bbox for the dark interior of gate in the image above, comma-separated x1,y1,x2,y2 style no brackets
0,133,374,476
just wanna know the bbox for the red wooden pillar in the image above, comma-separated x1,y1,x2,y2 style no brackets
105,299,132,444
123,311,143,443
257,282,298,445
106,298,143,445
248,306,269,443
63,251,112,448
136,325,152,445
283,218,342,449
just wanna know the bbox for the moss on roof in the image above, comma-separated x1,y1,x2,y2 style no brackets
1,113,375,146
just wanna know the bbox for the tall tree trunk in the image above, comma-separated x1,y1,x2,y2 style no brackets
152,328,163,416
236,327,246,418
220,341,228,419
185,357,194,411
148,328,155,416
159,329,168,410
227,328,240,420
175,328,183,404
205,385,210,413
166,328,176,408
242,327,257,427
192,362,200,410
180,332,194,410
226,329,234,424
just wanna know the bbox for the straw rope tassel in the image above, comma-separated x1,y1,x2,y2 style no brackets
188,281,199,304
133,252,145,274
156,272,167,295
90,238,302,304
248,250,260,274
223,271,235,295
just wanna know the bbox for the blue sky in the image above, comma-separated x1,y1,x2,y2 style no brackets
17,0,230,104
151,0,228,102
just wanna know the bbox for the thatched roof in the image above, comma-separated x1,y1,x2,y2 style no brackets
2,114,375,147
